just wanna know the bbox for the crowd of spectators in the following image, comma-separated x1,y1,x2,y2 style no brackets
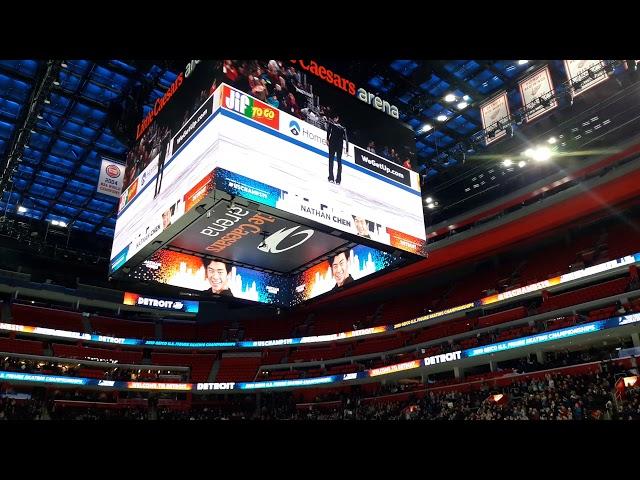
2,353,638,420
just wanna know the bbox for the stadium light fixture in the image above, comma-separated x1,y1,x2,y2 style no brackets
444,94,456,102
548,137,557,144
18,206,27,213
420,123,432,133
532,146,551,162
426,197,433,203
502,159,513,167
456,101,468,110
518,60,529,65
436,114,448,122
518,160,527,168
427,203,435,209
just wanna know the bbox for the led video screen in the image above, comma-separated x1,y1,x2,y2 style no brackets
111,60,426,280
131,249,289,304
130,244,400,307
291,244,398,303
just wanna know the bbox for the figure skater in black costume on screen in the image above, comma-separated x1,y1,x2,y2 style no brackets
327,114,348,185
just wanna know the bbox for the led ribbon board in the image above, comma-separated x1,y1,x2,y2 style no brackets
2,314,639,392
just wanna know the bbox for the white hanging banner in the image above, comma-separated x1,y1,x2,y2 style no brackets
97,158,125,197
564,60,608,97
519,66,557,122
480,92,510,145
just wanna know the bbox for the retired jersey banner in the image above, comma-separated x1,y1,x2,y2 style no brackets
564,60,608,97
98,158,125,197
519,66,557,122
480,92,510,145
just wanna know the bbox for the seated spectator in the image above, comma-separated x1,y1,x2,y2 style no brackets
367,141,376,153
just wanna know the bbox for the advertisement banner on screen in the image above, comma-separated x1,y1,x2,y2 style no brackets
98,159,125,198
123,292,199,313
519,66,557,122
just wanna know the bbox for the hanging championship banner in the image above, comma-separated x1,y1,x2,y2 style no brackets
564,60,608,97
519,66,557,122
480,92,510,145
98,158,125,197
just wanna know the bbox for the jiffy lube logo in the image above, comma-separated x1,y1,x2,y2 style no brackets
223,85,279,129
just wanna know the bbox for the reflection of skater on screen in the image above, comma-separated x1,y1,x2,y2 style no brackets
154,132,172,199
327,114,348,185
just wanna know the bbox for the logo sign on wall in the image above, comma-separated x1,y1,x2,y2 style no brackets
98,158,125,198
480,92,510,146
123,292,199,313
519,66,557,122
564,60,608,97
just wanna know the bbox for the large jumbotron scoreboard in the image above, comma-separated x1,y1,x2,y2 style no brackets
109,60,426,307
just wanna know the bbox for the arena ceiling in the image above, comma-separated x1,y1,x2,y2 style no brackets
0,59,637,244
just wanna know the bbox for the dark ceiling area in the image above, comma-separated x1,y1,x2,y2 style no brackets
0,59,637,262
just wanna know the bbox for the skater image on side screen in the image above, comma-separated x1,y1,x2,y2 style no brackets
327,114,348,185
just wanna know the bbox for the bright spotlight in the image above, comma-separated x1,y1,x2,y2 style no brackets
444,94,456,102
518,160,526,168
427,203,435,209
548,137,557,144
456,101,468,110
18,206,27,213
532,146,551,161
421,124,432,133
518,60,529,65
426,197,433,203
523,148,534,158
436,114,448,122
502,159,513,167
